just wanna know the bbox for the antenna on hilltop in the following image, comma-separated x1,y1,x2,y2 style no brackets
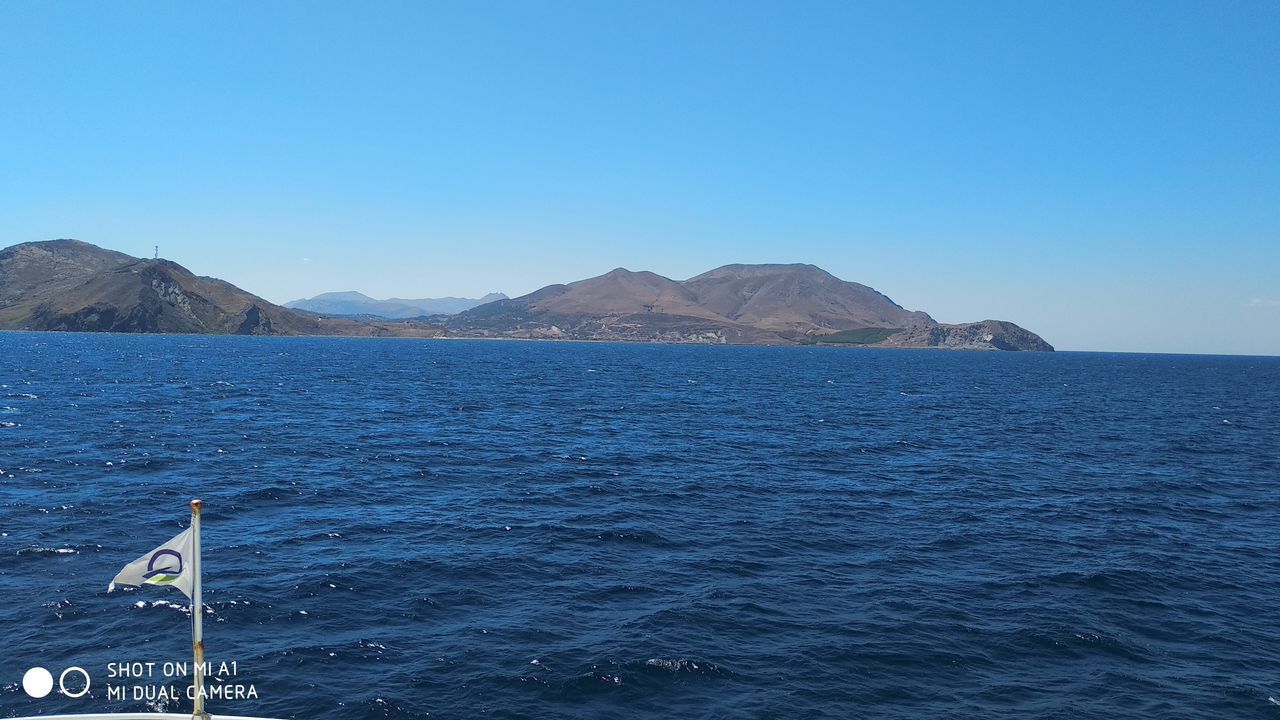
154,245,159,259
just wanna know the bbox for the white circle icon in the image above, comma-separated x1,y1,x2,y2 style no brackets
22,667,54,698
59,666,91,698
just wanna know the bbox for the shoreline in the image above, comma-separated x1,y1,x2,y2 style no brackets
0,327,1041,351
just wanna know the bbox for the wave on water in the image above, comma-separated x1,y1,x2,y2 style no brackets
16,545,88,556
642,658,729,675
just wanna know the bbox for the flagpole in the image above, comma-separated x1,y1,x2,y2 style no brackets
190,499,210,720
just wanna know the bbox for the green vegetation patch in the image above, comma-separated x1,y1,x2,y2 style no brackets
816,327,902,345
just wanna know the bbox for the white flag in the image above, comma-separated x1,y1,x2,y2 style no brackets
108,527,195,598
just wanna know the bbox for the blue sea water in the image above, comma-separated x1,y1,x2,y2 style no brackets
1,333,1278,719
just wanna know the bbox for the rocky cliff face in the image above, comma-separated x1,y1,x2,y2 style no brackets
0,240,442,338
880,320,1055,351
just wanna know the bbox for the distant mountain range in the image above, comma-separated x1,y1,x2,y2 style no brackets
0,240,1052,350
285,290,507,318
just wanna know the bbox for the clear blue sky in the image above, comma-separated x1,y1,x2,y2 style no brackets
1,1,1276,354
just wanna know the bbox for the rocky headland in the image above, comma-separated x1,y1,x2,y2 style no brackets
0,240,441,337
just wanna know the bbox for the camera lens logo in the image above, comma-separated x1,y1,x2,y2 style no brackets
22,666,91,699
143,548,183,585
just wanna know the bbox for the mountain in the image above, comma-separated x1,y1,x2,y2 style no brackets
682,263,932,332
446,264,1053,350
285,290,507,318
447,268,782,344
0,242,1052,349
0,240,442,337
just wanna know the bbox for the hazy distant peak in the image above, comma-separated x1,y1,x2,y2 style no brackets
386,292,509,304
285,289,508,318
311,291,378,302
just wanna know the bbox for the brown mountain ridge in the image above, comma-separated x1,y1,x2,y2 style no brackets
447,263,1053,350
0,240,1052,350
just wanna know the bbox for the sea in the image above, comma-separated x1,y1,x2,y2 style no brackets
1,333,1278,720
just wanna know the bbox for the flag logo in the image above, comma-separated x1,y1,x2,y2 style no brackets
143,549,184,583
108,526,195,598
